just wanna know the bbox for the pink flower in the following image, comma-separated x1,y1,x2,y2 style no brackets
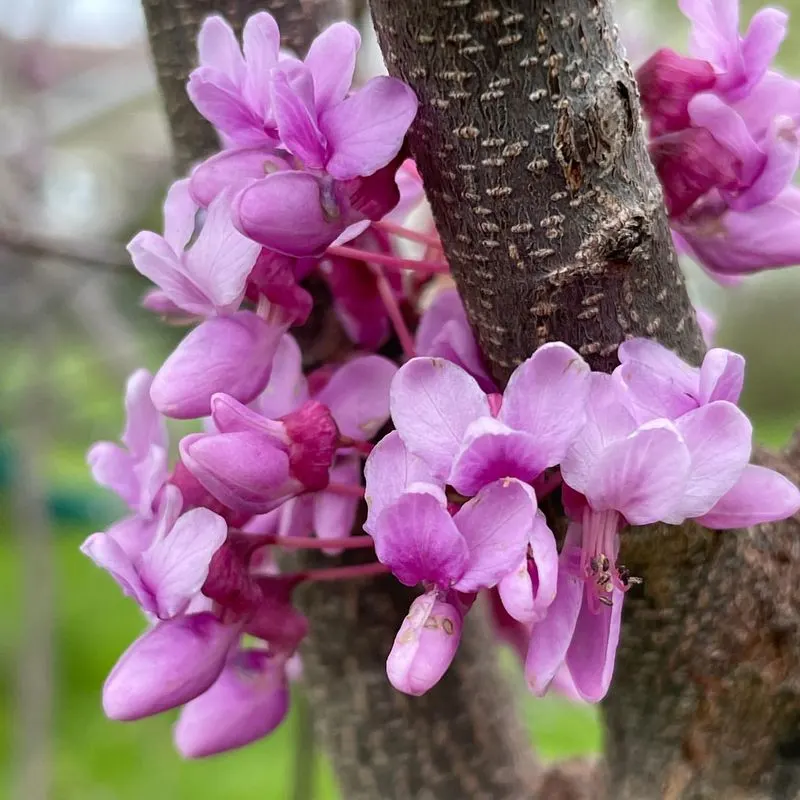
103,613,240,721
174,648,290,758
82,485,227,620
188,13,283,148
386,344,590,492
150,310,287,420
87,369,167,517
128,181,259,317
373,480,537,694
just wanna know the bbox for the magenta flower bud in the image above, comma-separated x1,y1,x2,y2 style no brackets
174,649,290,758
103,613,239,721
151,311,284,420
387,591,463,696
636,48,716,137
282,401,339,491
247,576,309,656
180,431,299,515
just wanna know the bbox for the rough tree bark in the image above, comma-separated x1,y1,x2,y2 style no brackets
369,0,800,798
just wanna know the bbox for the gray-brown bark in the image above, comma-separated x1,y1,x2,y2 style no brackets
369,0,800,798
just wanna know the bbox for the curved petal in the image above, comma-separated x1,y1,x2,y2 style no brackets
313,456,361,554
585,421,691,525
255,334,308,418
139,508,228,619
314,355,396,440
241,12,281,118
525,563,583,695
448,418,546,496
163,179,198,252
386,591,462,696
184,191,260,314
390,357,489,481
453,479,536,592
500,343,590,465
103,614,238,721
698,348,745,405
87,442,138,509
363,431,437,535
373,491,468,587
122,369,166,457
271,68,326,169
232,172,346,257
321,76,418,180
190,148,289,208
175,649,289,758
696,464,800,529
151,312,283,419
197,15,244,83
80,531,152,611
304,22,360,111
669,401,752,521
565,586,624,703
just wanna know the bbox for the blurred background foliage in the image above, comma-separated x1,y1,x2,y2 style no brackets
1,0,799,798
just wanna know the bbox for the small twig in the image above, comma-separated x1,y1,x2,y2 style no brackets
0,226,130,272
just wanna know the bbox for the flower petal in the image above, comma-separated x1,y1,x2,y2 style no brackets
254,334,308,418
585,421,691,525
696,464,800,529
313,456,361,554
175,649,289,758
315,355,397,440
448,418,547,497
453,479,536,592
386,590,462,696
151,312,283,419
139,508,228,619
390,357,490,481
81,531,152,611
500,343,591,465
197,15,244,83
698,348,745,405
668,401,752,521
373,490,468,587
163,179,198,252
304,22,360,111
271,67,326,169
232,172,346,257
363,431,437,535
103,614,239,721
321,76,418,180
184,191,260,314
565,586,623,703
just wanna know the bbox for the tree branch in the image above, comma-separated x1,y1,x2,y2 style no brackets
369,0,800,798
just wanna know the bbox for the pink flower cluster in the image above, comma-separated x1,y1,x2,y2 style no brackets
83,4,800,760
638,0,800,282
365,339,800,700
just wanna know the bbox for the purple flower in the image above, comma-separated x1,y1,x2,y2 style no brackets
188,13,282,148
614,337,745,422
88,369,167,517
386,591,463,696
271,62,417,181
174,648,290,758
128,181,259,317
373,480,537,694
680,0,787,99
231,155,405,257
82,485,227,619
103,612,240,721
387,344,590,493
180,395,339,515
151,310,286,419
415,287,496,392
